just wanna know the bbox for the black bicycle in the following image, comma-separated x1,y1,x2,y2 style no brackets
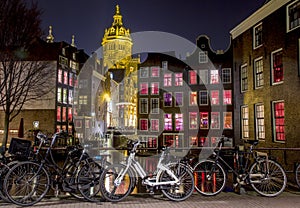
3,131,102,206
193,137,287,197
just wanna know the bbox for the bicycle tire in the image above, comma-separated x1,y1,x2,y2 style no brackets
3,161,50,206
0,160,19,202
296,163,300,189
99,163,135,202
193,160,226,196
249,159,287,197
64,161,85,200
159,163,195,201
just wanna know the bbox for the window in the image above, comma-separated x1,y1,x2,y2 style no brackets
199,91,208,105
190,136,198,146
189,112,197,129
189,70,197,85
199,137,208,147
199,70,208,84
210,70,219,84
79,95,87,105
255,104,265,140
57,88,62,103
272,101,285,142
140,83,148,95
211,112,220,129
148,137,157,148
151,82,159,95
210,90,219,105
62,107,67,122
175,73,183,86
189,92,197,106
253,23,263,49
162,61,168,69
164,114,172,130
287,0,300,31
254,57,264,88
140,119,148,131
140,67,149,78
63,71,68,85
69,90,73,104
63,88,68,103
57,106,61,121
75,120,82,128
150,98,159,114
175,114,183,131
164,92,172,107
139,98,148,114
69,73,73,86
223,112,232,129
271,49,283,84
241,64,248,92
150,119,159,132
223,90,232,105
175,92,183,106
222,68,231,83
164,134,174,147
68,108,72,121
200,112,209,129
199,51,208,63
151,66,160,77
241,106,249,139
164,73,172,86
58,69,63,83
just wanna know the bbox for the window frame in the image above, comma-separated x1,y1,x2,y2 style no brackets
199,51,208,63
211,112,220,129
222,68,231,84
253,22,263,49
255,103,265,140
163,92,173,107
271,48,284,85
254,57,264,89
140,67,149,78
286,0,300,32
241,105,249,140
240,64,248,92
139,98,148,114
223,112,233,129
175,92,183,107
150,98,159,114
140,119,148,131
199,90,208,106
272,100,285,143
199,69,209,85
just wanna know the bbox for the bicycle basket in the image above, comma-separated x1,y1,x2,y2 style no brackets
8,138,32,159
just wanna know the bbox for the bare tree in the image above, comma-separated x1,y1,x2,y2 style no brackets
0,0,54,150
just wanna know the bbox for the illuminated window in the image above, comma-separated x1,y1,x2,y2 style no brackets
57,88,62,103
140,67,149,78
223,112,232,129
151,82,159,95
199,91,208,105
199,70,208,84
164,134,174,147
75,120,82,128
58,69,63,83
173,134,183,148
164,93,172,107
150,98,159,114
189,92,197,106
271,49,283,84
69,90,73,104
273,101,285,142
255,104,265,140
62,107,67,122
223,90,232,105
151,66,160,77
63,88,68,103
164,114,172,131
222,68,231,83
200,112,209,129
68,108,72,121
211,137,218,146
63,71,68,85
151,119,159,132
189,112,197,129
57,106,61,121
190,136,198,146
199,137,208,147
69,73,73,86
254,57,264,88
210,70,219,84
253,23,263,49
241,106,249,139
241,64,248,92
175,92,183,106
79,95,87,105
140,83,148,95
287,0,300,31
139,98,148,114
175,73,183,86
164,73,172,87
175,114,183,131
189,70,197,85
210,90,219,105
162,61,168,69
211,112,220,129
85,120,90,128
140,119,148,131
148,137,157,148
199,51,208,63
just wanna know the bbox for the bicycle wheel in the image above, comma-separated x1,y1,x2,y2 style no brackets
3,161,50,206
0,161,19,202
296,163,300,189
77,160,105,202
159,163,195,201
99,164,135,202
249,159,287,197
193,160,226,196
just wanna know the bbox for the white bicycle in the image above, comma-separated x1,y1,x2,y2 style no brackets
99,140,195,202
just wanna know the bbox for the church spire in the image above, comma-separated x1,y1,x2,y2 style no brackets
71,35,76,47
46,25,54,43
113,5,123,26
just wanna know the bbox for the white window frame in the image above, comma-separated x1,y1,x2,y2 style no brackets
150,119,159,132
199,69,208,85
255,103,265,140
253,23,263,49
272,100,285,143
240,63,248,93
271,48,284,85
286,0,300,32
139,98,148,114
254,57,264,89
175,92,183,107
199,90,208,106
139,67,149,78
241,105,249,140
222,68,231,83
199,51,208,63
150,98,159,114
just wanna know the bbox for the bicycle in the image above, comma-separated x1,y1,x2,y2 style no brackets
3,131,102,206
193,137,287,197
99,139,195,202
295,163,300,189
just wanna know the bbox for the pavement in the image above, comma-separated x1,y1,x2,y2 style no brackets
0,190,300,208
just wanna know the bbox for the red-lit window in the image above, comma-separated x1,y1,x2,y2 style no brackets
164,135,174,147
62,107,67,122
189,70,197,85
199,137,207,147
210,70,219,84
68,108,72,121
189,92,197,105
57,106,61,121
69,73,73,86
211,112,220,129
164,114,172,130
175,73,183,86
63,71,68,85
140,83,148,95
151,82,159,95
58,69,63,83
164,73,172,87
148,137,157,148
164,93,172,107
151,119,159,132
211,90,219,105
140,119,148,131
175,114,183,131
223,90,232,105
151,67,159,77
189,112,197,129
272,49,283,84
273,101,285,142
200,112,209,129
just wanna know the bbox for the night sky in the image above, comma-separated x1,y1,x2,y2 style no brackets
38,0,266,55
